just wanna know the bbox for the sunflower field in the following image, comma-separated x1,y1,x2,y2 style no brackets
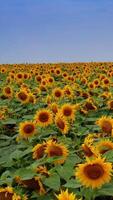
0,63,113,200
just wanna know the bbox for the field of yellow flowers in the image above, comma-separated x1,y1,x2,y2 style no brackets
0,63,113,200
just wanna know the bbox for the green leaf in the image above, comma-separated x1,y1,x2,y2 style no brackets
63,179,82,188
43,173,60,191
14,168,37,180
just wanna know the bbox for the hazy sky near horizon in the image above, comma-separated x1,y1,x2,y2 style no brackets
0,0,113,63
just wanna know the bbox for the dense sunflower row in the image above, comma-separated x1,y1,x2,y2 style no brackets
0,62,113,200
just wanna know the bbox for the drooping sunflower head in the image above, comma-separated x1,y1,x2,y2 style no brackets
45,139,69,164
75,157,112,189
19,121,36,139
50,102,59,114
96,116,113,135
56,189,80,200
83,99,97,111
17,176,45,195
55,113,69,134
32,142,46,159
0,186,21,200
34,109,53,127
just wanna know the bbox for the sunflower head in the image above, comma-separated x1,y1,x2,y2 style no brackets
55,113,69,134
19,121,36,139
45,140,69,164
16,90,29,104
96,116,113,135
96,139,113,155
75,157,112,189
60,103,76,121
56,189,80,200
0,186,21,200
34,109,53,127
32,142,46,159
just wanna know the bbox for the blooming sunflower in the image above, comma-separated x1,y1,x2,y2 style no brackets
60,103,76,121
75,157,112,189
96,139,113,155
45,140,69,164
50,102,59,114
3,86,13,98
16,90,29,104
0,186,21,200
56,189,80,200
96,116,113,135
34,109,53,127
19,121,36,139
52,87,63,99
55,113,69,134
32,142,46,159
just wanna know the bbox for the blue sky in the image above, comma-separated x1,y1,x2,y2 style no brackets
0,0,113,63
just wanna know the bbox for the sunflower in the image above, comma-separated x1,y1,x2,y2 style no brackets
50,102,59,114
75,157,112,189
52,87,63,99
60,103,75,121
16,90,29,104
56,189,80,200
45,140,69,164
96,116,113,135
16,176,45,195
28,93,36,104
32,142,46,159
0,186,21,200
96,139,113,154
19,121,36,139
107,100,113,110
55,113,69,134
82,144,98,158
34,109,53,127
83,99,97,111
63,85,74,98
3,86,13,98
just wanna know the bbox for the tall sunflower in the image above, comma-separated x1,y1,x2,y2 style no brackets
19,121,36,139
34,109,53,127
45,140,69,164
75,157,112,189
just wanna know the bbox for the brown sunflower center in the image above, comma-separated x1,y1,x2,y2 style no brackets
39,112,49,123
0,192,13,200
5,87,11,94
101,121,112,133
18,92,27,101
49,145,63,157
63,107,72,116
54,91,62,97
56,119,65,130
23,124,34,134
84,164,104,180
85,102,96,110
